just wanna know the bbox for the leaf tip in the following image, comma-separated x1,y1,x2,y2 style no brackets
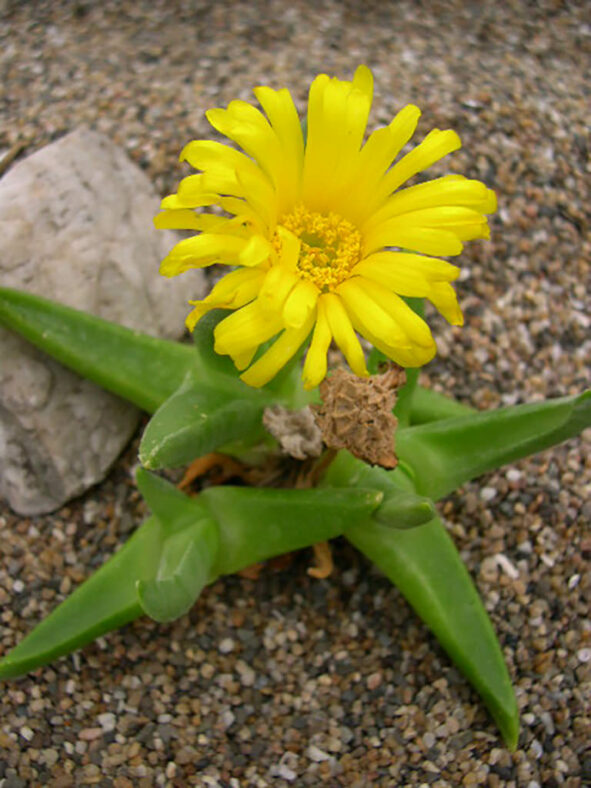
0,656,26,681
490,692,520,751
503,723,520,752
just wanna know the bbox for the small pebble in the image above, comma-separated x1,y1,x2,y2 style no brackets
423,732,436,749
366,671,382,690
236,660,256,687
495,553,519,579
201,663,215,679
506,469,522,482
165,762,176,779
307,745,331,762
97,712,116,732
218,637,235,654
78,728,103,742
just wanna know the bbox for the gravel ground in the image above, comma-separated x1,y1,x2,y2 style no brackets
1,1,590,786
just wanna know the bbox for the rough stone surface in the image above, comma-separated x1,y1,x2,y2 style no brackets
0,128,202,514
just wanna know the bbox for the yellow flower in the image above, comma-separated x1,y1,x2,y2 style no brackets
156,66,496,389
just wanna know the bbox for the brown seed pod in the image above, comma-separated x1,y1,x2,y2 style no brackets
312,366,406,469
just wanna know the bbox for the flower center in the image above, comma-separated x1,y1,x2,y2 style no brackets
277,204,362,291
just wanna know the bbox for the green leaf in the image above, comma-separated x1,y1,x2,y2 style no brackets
0,471,219,677
135,466,212,531
135,468,220,622
321,451,519,749
136,525,218,623
367,346,389,375
393,367,419,428
373,490,437,529
0,286,474,428
191,309,242,378
409,385,475,424
0,287,193,413
140,482,384,619
1,286,470,429
398,390,591,500
0,477,383,678
347,516,519,750
393,298,424,428
139,369,268,469
0,515,163,679
201,485,384,576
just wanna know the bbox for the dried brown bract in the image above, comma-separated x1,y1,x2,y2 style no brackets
312,366,406,469
262,405,324,460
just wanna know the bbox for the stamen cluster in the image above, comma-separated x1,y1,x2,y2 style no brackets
279,204,362,291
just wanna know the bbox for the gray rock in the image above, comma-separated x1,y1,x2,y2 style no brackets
0,128,204,514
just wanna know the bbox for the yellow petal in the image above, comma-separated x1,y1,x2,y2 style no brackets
354,252,460,291
363,176,496,233
214,300,283,357
361,128,463,220
258,265,299,316
384,342,437,368
360,105,422,175
206,100,284,198
338,278,438,368
253,87,304,166
283,279,320,329
240,310,316,388
380,128,462,195
376,206,490,242
179,139,278,227
344,64,374,156
275,226,301,271
177,173,216,200
232,164,279,230
343,303,436,369
159,234,249,276
352,64,373,93
363,224,464,257
154,209,206,231
182,129,278,230
428,282,464,325
301,73,330,205
323,292,369,377
185,266,269,331
338,104,421,223
218,197,267,232
351,276,434,348
239,234,273,267
185,304,209,333
350,264,423,298
337,278,409,349
207,266,268,305
302,70,373,212
180,139,254,173
253,85,304,211
302,297,332,389
160,192,218,210
231,347,258,371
